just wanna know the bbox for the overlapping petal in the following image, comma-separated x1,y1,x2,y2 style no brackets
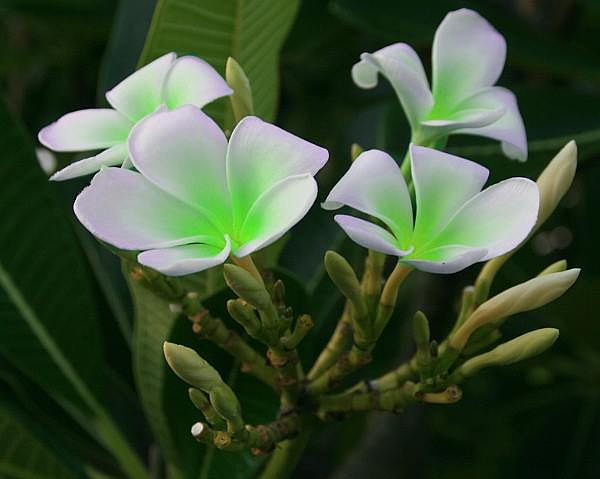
334,215,413,256
128,105,231,229
38,109,131,152
352,43,433,128
138,238,231,276
234,175,318,257
454,87,527,161
410,145,488,244
162,56,232,109
432,8,506,110
227,116,328,229
106,52,176,122
74,167,223,251
50,143,128,181
403,246,488,274
323,150,413,247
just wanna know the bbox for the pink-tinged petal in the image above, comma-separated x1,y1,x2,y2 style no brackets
334,214,412,256
162,56,232,109
128,105,231,230
410,145,488,245
227,116,328,229
138,237,231,276
352,43,433,128
50,143,128,181
403,245,488,274
432,9,506,109
454,87,528,161
106,52,176,121
74,167,222,251
431,178,539,260
234,174,317,258
323,149,413,247
38,109,131,152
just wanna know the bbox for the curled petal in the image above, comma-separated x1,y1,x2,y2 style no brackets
106,52,176,121
74,168,222,251
38,109,131,152
323,149,413,246
454,87,528,161
352,43,433,128
410,145,488,245
334,215,412,257
234,174,317,258
162,56,232,109
128,105,230,229
432,9,506,109
138,238,231,276
403,245,488,274
50,143,128,181
429,178,539,260
227,116,328,229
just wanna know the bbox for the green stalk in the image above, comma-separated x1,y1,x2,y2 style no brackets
258,423,313,479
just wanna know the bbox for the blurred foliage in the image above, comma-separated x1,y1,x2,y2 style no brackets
1,0,599,478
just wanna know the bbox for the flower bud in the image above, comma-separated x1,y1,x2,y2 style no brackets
226,56,254,122
537,259,567,277
324,250,366,317
188,388,226,429
536,140,577,229
223,264,272,311
413,311,430,363
451,269,579,350
351,143,363,161
455,328,559,379
209,385,244,433
227,299,261,336
163,342,223,392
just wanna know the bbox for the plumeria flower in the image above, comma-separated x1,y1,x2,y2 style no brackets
323,145,539,273
73,105,328,276
38,53,232,181
352,8,527,161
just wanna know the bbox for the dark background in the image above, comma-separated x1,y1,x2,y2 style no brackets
1,0,599,478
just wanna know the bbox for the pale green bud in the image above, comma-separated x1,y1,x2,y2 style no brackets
456,328,559,379
451,269,579,350
537,259,567,276
209,385,244,433
536,140,577,229
188,388,226,429
163,342,223,392
350,143,363,161
223,264,272,311
324,250,366,317
226,57,254,122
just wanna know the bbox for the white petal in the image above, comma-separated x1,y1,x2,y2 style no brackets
162,56,232,109
106,52,176,121
50,143,128,181
128,105,231,230
323,149,413,247
227,116,328,229
432,9,506,109
234,175,317,257
38,109,131,152
403,245,488,274
419,105,504,140
454,87,528,161
352,43,433,128
334,214,412,256
74,167,222,251
410,145,488,245
138,237,231,276
430,178,539,260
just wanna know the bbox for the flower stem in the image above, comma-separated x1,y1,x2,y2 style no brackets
258,421,313,479
231,254,264,286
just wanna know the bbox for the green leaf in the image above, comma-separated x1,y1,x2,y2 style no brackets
0,401,80,479
138,0,300,125
0,100,147,479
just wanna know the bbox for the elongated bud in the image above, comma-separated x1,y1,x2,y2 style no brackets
164,342,223,392
325,251,366,316
226,57,254,122
224,264,272,311
350,143,363,161
281,314,314,350
227,299,261,336
536,141,577,229
413,311,430,360
188,388,226,429
451,269,579,350
455,328,559,380
209,385,244,433
537,259,567,276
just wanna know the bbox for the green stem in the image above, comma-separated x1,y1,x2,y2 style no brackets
258,422,313,479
